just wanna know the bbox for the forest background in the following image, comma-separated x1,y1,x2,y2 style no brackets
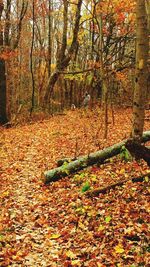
0,0,149,125
0,1,150,266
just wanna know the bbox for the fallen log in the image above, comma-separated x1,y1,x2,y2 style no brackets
42,131,150,184
86,172,150,197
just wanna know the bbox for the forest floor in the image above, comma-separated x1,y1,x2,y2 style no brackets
0,107,150,267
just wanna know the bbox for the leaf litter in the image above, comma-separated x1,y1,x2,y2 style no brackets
0,108,150,267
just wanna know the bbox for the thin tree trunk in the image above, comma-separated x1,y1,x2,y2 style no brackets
98,14,109,139
0,0,4,45
48,0,52,77
103,80,108,139
0,59,8,124
30,0,35,115
0,1,8,124
146,0,150,34
4,0,11,46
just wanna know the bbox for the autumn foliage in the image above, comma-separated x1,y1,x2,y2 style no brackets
0,0,149,265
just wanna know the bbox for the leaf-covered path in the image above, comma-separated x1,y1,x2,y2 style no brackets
0,108,150,267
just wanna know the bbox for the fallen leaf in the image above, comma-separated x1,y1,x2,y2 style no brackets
114,244,125,254
66,250,76,259
50,234,61,239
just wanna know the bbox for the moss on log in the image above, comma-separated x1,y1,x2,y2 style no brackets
57,157,76,167
42,131,150,184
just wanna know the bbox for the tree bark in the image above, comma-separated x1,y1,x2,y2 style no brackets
132,0,149,138
0,59,8,124
145,0,150,36
42,131,150,184
0,0,4,45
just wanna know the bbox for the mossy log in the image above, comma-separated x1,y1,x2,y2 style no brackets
42,131,150,184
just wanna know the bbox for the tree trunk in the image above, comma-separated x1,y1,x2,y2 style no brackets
43,0,82,106
0,1,4,45
146,0,150,35
0,1,8,124
30,0,35,115
42,131,150,184
132,0,149,138
48,0,52,77
0,0,28,124
0,59,8,124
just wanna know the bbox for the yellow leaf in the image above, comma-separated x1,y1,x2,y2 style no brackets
67,38,73,46
124,227,133,234
114,244,124,254
66,250,76,259
12,255,21,261
91,175,97,182
97,263,105,267
71,259,80,266
144,176,149,182
3,191,9,197
98,224,105,231
78,221,85,229
50,233,61,239
120,168,125,174
76,207,85,214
